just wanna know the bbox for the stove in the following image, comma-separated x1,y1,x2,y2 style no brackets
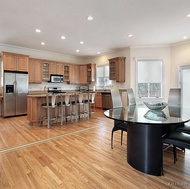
48,87,66,94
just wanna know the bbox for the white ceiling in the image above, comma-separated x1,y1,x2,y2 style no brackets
1,0,190,57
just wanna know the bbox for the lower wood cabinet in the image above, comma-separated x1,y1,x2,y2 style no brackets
95,92,102,108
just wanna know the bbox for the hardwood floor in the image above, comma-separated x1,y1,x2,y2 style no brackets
0,109,190,189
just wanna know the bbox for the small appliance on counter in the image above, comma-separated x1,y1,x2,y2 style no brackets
48,87,66,94
79,85,89,91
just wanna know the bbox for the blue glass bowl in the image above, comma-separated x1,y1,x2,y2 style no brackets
144,102,168,111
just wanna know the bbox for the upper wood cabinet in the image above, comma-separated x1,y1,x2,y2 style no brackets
50,62,64,75
64,65,70,82
28,58,42,83
69,64,80,84
42,62,50,81
87,63,96,83
2,52,29,72
108,57,125,82
79,65,87,84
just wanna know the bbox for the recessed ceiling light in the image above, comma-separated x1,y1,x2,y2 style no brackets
80,41,84,44
36,29,41,33
76,50,79,52
183,36,187,39
61,36,66,39
97,52,100,54
187,14,190,17
128,34,133,37
41,42,45,45
87,16,93,21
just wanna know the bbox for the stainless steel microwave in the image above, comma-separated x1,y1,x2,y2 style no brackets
49,74,64,83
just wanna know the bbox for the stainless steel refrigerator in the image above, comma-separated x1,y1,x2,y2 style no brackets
3,71,28,117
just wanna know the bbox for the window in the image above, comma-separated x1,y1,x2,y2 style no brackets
96,65,112,87
137,59,163,98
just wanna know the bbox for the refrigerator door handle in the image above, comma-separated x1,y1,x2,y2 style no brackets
13,81,17,94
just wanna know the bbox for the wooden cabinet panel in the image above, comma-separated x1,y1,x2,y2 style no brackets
29,58,42,83
42,62,50,81
79,65,87,84
108,57,125,82
69,64,79,84
95,92,102,108
50,62,57,74
64,65,70,82
87,63,96,83
56,63,64,75
3,52,29,72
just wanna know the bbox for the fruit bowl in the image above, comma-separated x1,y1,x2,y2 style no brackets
144,102,168,111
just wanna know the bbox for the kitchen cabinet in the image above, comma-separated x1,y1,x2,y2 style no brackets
42,62,50,81
28,58,42,83
69,64,80,84
79,65,87,84
108,57,125,82
56,63,64,75
95,92,102,108
2,52,29,72
87,63,96,83
64,65,70,82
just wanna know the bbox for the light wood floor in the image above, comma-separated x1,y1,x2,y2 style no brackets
0,109,190,189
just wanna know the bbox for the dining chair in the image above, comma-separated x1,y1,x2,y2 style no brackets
168,88,181,117
168,88,190,135
110,89,128,149
127,88,136,106
162,131,190,166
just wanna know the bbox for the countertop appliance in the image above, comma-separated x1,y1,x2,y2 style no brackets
48,87,66,94
49,74,64,83
3,71,28,117
79,85,89,91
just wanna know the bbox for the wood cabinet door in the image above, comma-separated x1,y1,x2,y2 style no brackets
29,59,42,83
79,65,87,84
50,62,57,74
17,56,29,72
69,65,79,84
56,63,64,75
95,93,102,108
3,53,17,71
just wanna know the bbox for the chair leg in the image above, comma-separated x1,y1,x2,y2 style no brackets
111,129,114,149
121,130,124,145
173,145,177,164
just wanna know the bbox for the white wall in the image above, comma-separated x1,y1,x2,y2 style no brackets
171,41,190,88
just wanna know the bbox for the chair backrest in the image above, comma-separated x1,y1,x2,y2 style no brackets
127,88,136,106
168,88,181,107
111,89,123,108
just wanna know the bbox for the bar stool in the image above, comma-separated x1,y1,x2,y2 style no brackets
70,92,79,122
41,93,59,128
77,92,89,120
89,92,96,113
58,93,72,125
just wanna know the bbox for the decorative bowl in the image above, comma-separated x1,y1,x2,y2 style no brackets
144,102,168,111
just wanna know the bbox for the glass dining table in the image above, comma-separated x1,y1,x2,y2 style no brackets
104,104,190,176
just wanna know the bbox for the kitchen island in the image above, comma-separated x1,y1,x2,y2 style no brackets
27,91,95,125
